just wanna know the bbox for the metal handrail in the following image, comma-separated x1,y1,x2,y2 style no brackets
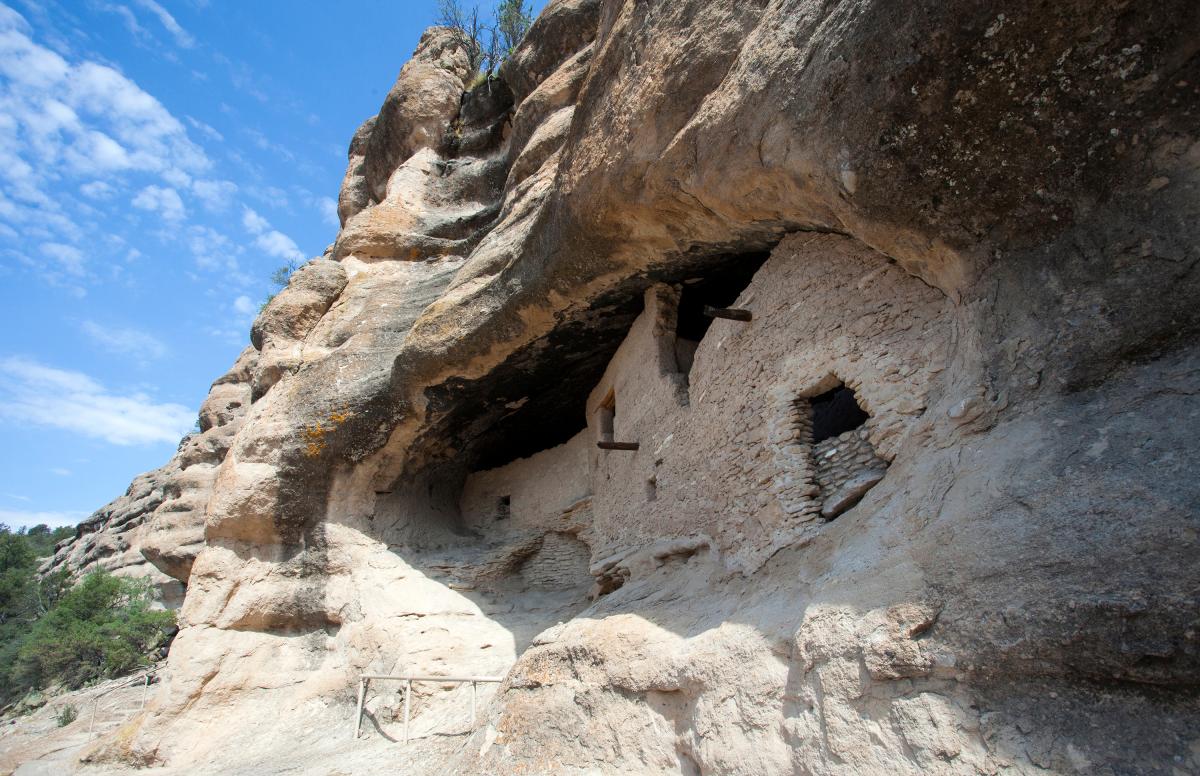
352,673,504,744
87,669,157,734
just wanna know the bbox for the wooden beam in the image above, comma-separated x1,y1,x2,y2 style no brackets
597,441,640,451
703,305,752,322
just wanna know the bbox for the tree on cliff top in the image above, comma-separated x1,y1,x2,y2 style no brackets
493,0,533,61
437,0,534,80
437,0,488,75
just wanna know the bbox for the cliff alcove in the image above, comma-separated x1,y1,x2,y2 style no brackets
35,0,1200,773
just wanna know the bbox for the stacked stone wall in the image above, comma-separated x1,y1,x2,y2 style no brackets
521,532,593,590
813,429,886,501
583,232,952,573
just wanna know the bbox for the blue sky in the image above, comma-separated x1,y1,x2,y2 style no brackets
0,0,528,530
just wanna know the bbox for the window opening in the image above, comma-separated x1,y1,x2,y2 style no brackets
597,390,616,443
809,384,869,444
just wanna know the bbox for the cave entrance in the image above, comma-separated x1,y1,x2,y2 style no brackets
674,251,770,375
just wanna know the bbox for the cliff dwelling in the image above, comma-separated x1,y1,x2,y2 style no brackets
21,1,1198,773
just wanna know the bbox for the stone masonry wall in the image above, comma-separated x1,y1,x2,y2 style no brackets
460,431,591,533
583,232,952,575
813,431,883,500
520,531,593,590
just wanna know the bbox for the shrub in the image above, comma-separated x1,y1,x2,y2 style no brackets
55,704,77,727
438,0,533,80
8,572,175,695
0,526,175,708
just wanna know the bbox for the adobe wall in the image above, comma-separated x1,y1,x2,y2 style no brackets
459,432,595,591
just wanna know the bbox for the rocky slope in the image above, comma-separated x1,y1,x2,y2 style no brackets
38,0,1200,773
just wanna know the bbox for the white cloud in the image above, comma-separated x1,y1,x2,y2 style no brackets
131,184,185,221
0,356,193,445
0,508,86,530
191,178,237,211
51,467,70,476
79,180,115,199
318,195,338,227
92,2,147,42
254,230,303,262
185,115,222,141
243,128,293,162
241,206,303,261
161,167,192,188
232,294,255,315
81,320,168,360
186,224,245,278
0,8,209,204
40,241,85,275
241,206,269,234
132,0,195,48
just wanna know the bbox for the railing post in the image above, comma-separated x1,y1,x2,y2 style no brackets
403,679,412,745
470,681,477,726
140,673,149,711
353,677,367,740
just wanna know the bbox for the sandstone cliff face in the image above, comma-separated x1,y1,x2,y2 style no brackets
56,1,1200,773
42,347,257,608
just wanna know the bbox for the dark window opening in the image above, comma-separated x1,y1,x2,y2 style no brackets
598,390,616,443
675,252,771,345
645,475,657,502
810,384,868,444
496,495,511,520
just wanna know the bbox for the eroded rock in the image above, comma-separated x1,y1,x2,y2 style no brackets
45,1,1200,773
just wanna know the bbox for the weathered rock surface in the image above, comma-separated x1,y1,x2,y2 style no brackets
46,0,1200,774
43,347,258,606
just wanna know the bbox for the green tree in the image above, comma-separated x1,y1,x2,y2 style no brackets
7,571,174,696
0,525,174,706
493,0,533,61
261,259,300,311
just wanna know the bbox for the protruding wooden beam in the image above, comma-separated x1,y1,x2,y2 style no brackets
597,441,640,451
704,305,752,322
